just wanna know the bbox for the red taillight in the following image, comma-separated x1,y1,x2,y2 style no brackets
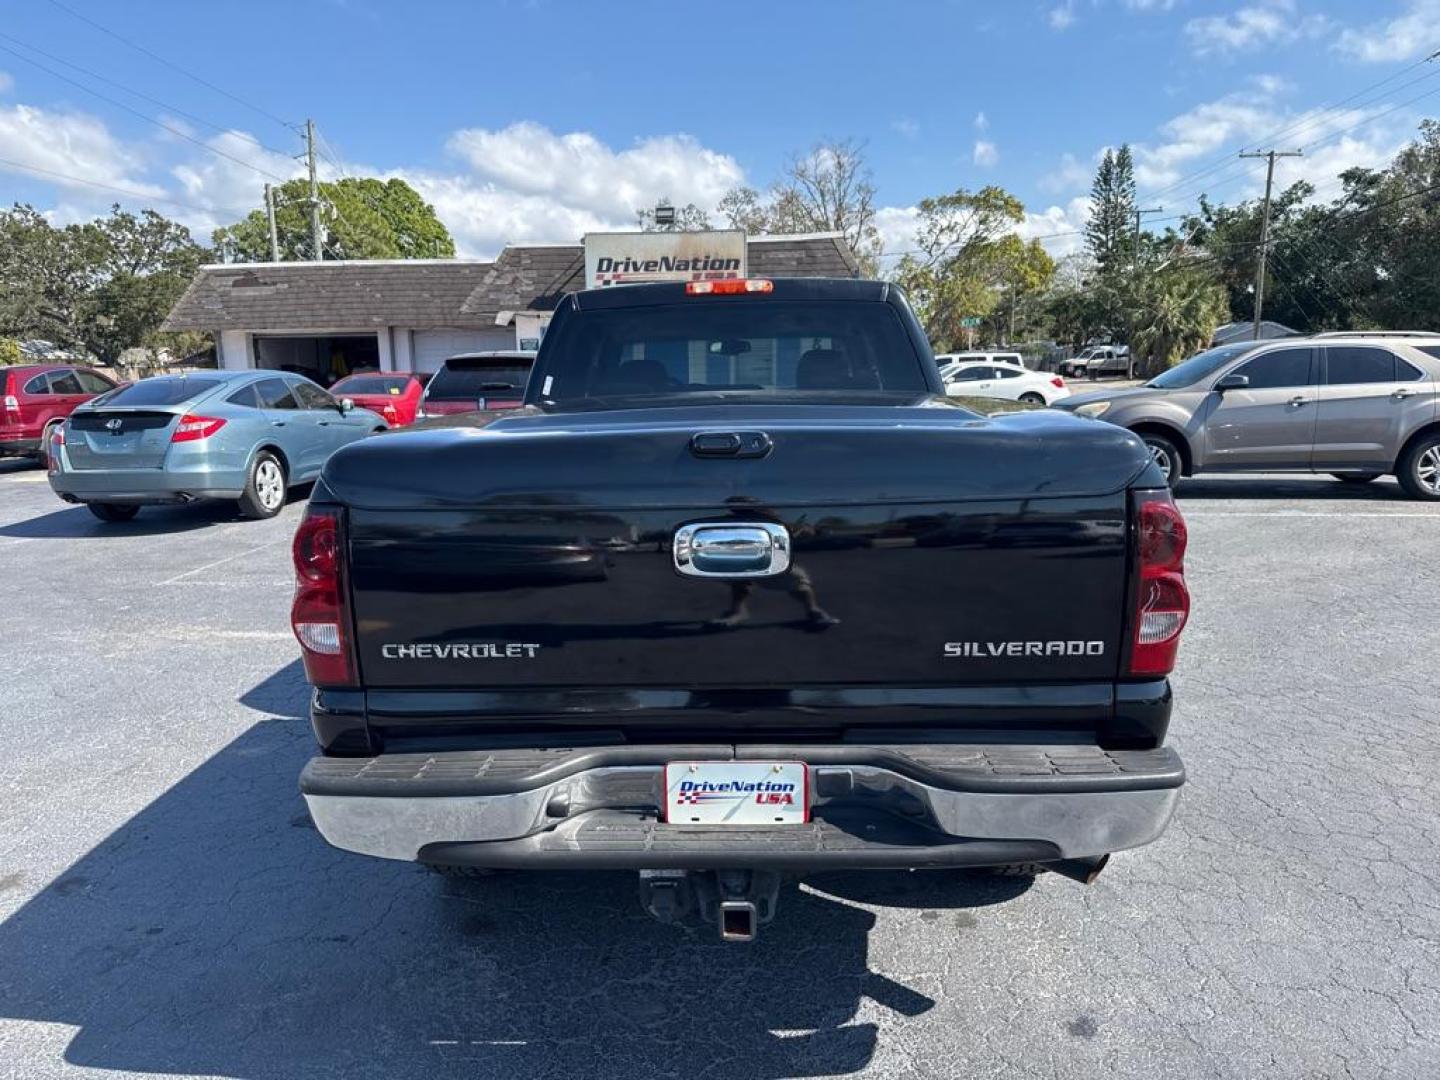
172,414,226,442
1051,376,1066,388
47,423,63,474
1128,490,1190,676
290,506,356,687
685,278,773,296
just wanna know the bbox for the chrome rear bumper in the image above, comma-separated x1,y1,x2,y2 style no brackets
301,745,1182,869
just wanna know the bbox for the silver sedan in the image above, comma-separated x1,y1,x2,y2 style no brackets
48,370,387,522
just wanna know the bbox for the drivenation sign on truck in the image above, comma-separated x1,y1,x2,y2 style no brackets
584,230,746,289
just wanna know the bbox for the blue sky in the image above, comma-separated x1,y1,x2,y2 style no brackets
1,0,1436,258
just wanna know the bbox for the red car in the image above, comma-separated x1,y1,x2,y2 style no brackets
328,372,427,428
417,352,535,418
2,364,120,460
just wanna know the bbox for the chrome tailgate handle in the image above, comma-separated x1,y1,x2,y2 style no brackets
674,523,790,578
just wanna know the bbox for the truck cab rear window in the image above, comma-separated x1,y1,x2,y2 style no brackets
538,300,928,404
427,363,533,401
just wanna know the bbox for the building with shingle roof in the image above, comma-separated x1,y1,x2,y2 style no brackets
163,233,859,381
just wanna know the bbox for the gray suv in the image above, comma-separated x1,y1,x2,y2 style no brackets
1054,336,1440,500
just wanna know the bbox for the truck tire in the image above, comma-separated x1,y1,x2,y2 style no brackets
1397,434,1440,501
86,502,140,523
238,451,287,519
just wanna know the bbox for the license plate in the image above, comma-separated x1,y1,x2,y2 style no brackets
663,761,808,825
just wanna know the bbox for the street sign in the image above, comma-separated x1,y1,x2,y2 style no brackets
960,316,982,328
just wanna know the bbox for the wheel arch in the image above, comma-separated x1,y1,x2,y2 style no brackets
1128,421,1194,477
247,442,291,485
1394,420,1440,474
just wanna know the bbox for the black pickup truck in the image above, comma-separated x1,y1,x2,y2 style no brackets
292,278,1190,941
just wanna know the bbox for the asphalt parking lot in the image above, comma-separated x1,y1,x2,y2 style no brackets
1,457,1437,1080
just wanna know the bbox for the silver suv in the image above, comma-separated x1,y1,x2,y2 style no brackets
1054,335,1440,500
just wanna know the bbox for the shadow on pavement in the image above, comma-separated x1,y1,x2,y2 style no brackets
0,662,1035,1079
1175,475,1408,502
0,457,41,475
0,502,237,539
0,486,314,539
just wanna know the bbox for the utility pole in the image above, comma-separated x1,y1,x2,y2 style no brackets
1127,207,1163,377
306,118,324,261
1008,280,1016,345
1239,148,1302,340
264,183,280,262
1132,206,1164,270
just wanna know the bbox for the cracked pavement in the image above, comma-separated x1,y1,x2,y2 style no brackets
0,459,1436,1079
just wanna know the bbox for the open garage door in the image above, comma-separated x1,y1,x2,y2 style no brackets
253,334,379,387
412,329,514,373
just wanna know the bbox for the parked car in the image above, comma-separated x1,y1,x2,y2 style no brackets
294,277,1190,942
48,370,387,522
1,364,119,461
417,351,537,418
1060,345,1128,379
1054,335,1440,498
328,373,426,428
934,350,1027,369
940,359,1070,405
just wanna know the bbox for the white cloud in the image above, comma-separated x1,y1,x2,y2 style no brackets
0,103,161,196
1039,151,1096,194
0,71,13,95
873,204,920,259
1185,0,1329,58
1048,1,1076,30
1132,89,1408,200
169,130,305,233
444,121,744,229
973,140,1000,167
892,117,920,139
1019,197,1092,258
1335,0,1440,63
1122,0,1178,9
974,111,989,132
405,173,620,256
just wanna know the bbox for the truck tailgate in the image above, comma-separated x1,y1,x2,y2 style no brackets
335,405,1142,691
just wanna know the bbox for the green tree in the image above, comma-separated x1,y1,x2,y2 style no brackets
0,204,209,364
1085,146,1137,274
213,177,454,262
1129,265,1230,376
0,337,21,366
892,185,1053,348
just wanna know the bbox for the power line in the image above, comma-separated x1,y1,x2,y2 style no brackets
0,30,295,159
0,156,251,217
1138,52,1440,206
43,0,295,133
0,41,291,184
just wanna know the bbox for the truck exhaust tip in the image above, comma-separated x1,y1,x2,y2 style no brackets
1051,854,1110,885
719,900,759,942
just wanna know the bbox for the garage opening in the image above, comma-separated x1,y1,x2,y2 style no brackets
253,334,380,388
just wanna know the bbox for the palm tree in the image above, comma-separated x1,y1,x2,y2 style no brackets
1130,267,1229,376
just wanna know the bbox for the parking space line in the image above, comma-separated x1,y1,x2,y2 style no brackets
158,540,284,585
